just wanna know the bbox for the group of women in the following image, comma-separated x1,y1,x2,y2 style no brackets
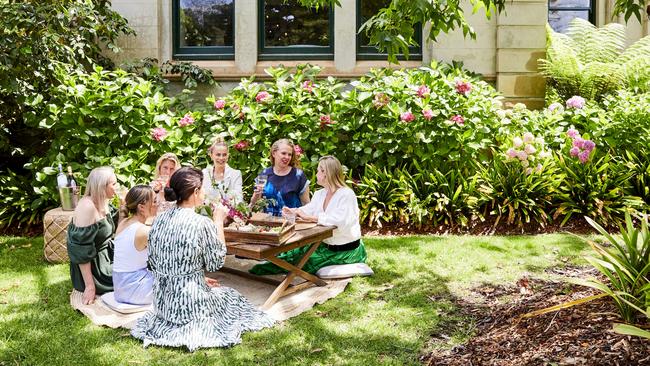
66,138,367,350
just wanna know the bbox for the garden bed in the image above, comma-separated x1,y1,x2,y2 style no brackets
421,267,650,366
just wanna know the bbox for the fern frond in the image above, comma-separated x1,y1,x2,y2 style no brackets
567,18,625,63
618,35,650,64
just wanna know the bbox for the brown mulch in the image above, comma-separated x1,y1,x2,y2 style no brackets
363,216,595,237
421,267,650,366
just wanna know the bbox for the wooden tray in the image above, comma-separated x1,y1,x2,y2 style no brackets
224,218,295,246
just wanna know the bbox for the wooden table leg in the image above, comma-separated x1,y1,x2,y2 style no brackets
261,242,326,309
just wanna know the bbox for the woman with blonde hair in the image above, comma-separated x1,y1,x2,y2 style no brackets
250,156,367,275
67,166,122,305
152,152,181,211
250,138,310,216
112,185,158,305
201,136,243,203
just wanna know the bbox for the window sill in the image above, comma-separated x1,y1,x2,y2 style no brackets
179,60,425,81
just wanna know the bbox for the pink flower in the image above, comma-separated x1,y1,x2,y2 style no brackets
450,114,465,126
416,85,430,98
455,80,472,96
569,147,580,157
302,80,314,93
513,137,523,148
294,144,304,156
525,167,533,175
255,91,271,103
536,164,543,173
422,109,434,121
319,115,333,128
234,140,249,151
578,150,591,164
214,99,226,109
566,95,585,109
582,139,595,152
400,111,415,123
151,127,168,142
373,93,390,108
524,144,536,154
523,132,534,143
517,150,528,161
506,148,518,159
567,128,579,139
572,137,585,149
548,102,563,112
178,113,195,127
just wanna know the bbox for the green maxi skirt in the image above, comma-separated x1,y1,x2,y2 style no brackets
249,240,367,275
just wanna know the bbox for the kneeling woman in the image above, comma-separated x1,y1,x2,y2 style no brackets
131,167,273,351
250,156,367,275
113,185,158,305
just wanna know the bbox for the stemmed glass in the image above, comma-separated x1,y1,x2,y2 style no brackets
254,174,268,193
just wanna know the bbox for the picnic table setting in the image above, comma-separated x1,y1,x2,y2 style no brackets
56,139,373,351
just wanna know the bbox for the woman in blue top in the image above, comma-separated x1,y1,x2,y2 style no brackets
250,138,310,216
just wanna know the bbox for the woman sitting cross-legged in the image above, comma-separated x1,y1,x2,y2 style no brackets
131,167,274,351
250,156,367,275
67,166,122,305
112,185,158,305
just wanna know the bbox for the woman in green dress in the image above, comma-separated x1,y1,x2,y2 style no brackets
250,156,367,275
66,166,122,305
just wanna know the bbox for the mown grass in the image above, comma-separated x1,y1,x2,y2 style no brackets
0,234,589,365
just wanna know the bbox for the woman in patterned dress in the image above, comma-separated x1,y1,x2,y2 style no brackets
131,167,274,350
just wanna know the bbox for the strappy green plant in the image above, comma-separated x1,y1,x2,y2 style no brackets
574,213,650,323
540,18,650,102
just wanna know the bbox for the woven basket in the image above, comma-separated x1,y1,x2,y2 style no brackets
43,208,74,263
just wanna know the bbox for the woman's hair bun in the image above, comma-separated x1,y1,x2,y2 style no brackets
163,186,177,202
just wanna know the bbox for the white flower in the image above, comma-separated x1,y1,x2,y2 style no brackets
513,137,523,148
524,144,536,154
522,160,530,168
523,132,534,143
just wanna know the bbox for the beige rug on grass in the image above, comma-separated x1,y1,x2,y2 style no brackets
70,256,351,329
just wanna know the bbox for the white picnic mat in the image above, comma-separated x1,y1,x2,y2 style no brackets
70,256,351,329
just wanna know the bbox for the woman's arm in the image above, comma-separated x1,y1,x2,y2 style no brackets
299,185,310,205
134,225,151,251
79,262,96,305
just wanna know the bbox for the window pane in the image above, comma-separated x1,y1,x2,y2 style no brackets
549,10,589,33
359,0,388,47
179,0,234,47
549,0,590,8
263,0,330,47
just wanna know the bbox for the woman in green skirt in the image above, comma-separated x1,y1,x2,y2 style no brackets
250,156,367,275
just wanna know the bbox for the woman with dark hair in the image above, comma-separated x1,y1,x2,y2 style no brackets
131,167,274,351
112,185,158,305
250,138,310,216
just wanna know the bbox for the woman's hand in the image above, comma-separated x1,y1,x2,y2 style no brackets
205,276,220,288
151,179,163,193
82,285,96,305
211,202,229,224
281,207,296,216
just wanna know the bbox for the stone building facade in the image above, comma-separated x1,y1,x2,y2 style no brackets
110,0,649,109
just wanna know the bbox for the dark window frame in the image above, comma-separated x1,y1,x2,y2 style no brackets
548,0,596,33
258,0,335,61
356,0,422,61
172,0,235,60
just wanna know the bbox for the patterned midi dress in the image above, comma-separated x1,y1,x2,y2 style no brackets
131,207,274,351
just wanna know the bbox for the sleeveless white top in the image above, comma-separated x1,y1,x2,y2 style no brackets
113,222,149,273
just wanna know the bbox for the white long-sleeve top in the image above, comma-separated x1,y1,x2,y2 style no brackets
300,187,361,246
202,164,243,203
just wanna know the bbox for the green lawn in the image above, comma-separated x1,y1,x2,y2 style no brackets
0,234,589,366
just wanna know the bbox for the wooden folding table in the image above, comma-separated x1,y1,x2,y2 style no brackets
219,225,334,309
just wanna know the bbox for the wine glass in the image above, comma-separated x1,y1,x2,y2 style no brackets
255,174,268,193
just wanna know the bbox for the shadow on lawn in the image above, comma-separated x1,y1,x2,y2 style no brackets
0,237,462,365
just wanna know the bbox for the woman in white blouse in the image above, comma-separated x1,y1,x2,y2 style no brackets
202,137,243,204
249,156,367,275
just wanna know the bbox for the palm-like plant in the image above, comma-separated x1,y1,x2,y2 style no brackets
540,18,650,101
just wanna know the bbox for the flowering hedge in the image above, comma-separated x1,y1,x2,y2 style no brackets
1,62,649,231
